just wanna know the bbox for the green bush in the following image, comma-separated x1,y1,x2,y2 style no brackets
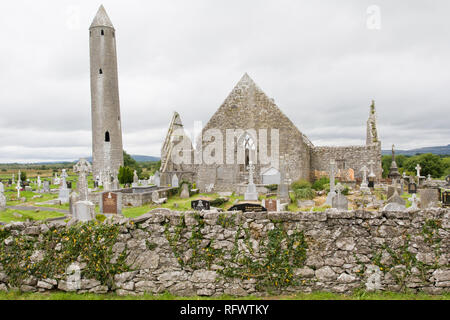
294,188,315,200
312,177,329,191
266,184,278,192
291,179,311,191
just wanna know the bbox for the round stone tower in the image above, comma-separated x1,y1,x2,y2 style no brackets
89,5,124,179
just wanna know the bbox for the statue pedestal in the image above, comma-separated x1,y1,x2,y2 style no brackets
244,183,258,201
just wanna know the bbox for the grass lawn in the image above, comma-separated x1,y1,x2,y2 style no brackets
0,209,65,223
0,290,448,300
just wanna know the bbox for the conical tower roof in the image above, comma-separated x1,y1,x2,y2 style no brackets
90,5,114,29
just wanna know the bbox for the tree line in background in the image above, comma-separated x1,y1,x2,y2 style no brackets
382,153,450,179
118,151,161,184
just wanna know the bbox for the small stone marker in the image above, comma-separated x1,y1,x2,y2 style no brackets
180,183,190,199
191,199,211,211
132,170,139,188
387,185,403,199
383,184,406,211
359,165,371,194
152,191,160,203
419,189,440,209
74,201,96,222
332,183,348,210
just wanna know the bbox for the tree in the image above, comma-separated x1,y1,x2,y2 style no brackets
118,166,134,184
403,153,444,178
123,150,142,178
20,171,27,181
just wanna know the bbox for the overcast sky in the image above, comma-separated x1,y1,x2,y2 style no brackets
0,0,449,163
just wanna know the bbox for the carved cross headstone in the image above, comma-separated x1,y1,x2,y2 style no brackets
61,169,68,189
247,162,256,185
16,171,22,198
368,160,375,178
73,158,92,201
408,194,419,210
415,164,422,177
325,160,337,205
360,165,371,194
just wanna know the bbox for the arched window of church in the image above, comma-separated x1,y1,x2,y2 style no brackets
99,69,103,74
105,131,110,142
101,29,104,36
244,134,256,167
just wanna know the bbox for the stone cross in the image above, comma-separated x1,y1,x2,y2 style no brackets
329,159,336,193
37,176,41,189
73,158,92,201
16,171,21,198
335,183,345,196
360,166,369,185
104,167,112,191
415,164,422,177
133,170,139,184
61,169,68,189
427,174,431,182
247,162,256,185
12,173,15,184
408,193,419,210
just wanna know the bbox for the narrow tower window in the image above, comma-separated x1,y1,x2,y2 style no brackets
105,131,110,142
101,29,104,36
99,69,103,74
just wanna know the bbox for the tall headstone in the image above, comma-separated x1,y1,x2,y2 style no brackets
326,159,337,205
0,182,6,212
58,170,70,204
11,173,15,185
244,162,258,201
73,159,92,201
112,170,120,190
359,165,371,194
16,171,22,199
132,170,139,188
103,168,112,192
368,160,376,188
277,156,289,203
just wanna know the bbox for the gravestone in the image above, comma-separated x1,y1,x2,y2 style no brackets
69,192,80,216
419,189,440,209
37,176,42,193
407,194,419,211
154,171,160,187
43,181,50,193
264,198,278,212
383,186,406,211
261,167,281,185
244,163,258,201
408,183,417,194
359,165,371,194
172,174,179,188
387,185,403,199
332,183,348,211
74,201,96,222
277,156,289,203
326,160,337,205
229,203,267,213
132,170,139,188
442,191,450,207
112,172,120,190
180,183,190,199
152,191,160,203
191,199,211,211
205,183,214,193
0,182,6,212
100,192,122,215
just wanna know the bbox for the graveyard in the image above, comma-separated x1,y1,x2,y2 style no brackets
0,4,449,304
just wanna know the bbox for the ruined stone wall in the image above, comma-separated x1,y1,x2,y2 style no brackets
0,208,448,296
197,75,312,192
311,143,382,181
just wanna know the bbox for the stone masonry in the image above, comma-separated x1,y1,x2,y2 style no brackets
0,208,448,296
